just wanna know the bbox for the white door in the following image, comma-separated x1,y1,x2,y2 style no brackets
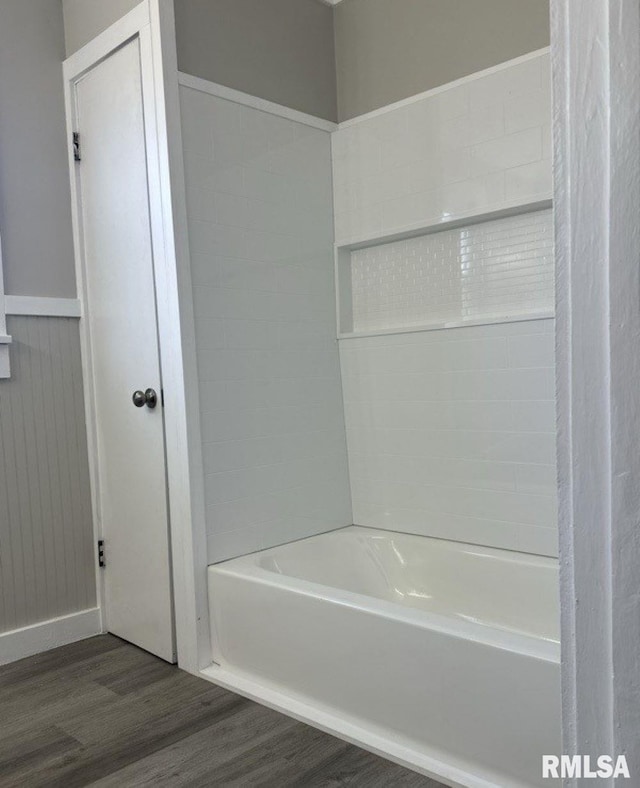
74,37,175,662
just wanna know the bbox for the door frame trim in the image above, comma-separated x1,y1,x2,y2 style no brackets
63,0,208,673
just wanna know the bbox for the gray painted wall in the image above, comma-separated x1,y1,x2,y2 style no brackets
62,1,549,123
0,317,96,634
0,0,76,297
334,0,550,120
61,0,142,55
0,2,96,637
63,0,338,122
175,0,337,121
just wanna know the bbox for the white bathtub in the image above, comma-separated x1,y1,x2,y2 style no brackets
206,526,561,788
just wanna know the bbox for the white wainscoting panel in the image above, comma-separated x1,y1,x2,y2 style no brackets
332,51,552,245
0,316,96,635
179,84,352,563
340,318,557,556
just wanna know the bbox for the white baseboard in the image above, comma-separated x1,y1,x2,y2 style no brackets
0,608,102,666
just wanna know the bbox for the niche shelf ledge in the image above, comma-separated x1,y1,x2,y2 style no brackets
335,197,553,253
337,311,555,341
334,197,554,339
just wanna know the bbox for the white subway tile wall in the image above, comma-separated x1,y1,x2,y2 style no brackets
340,319,557,556
180,86,352,563
335,52,557,556
332,52,552,245
349,209,554,332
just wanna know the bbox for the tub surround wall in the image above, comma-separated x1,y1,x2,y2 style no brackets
180,51,555,563
341,319,557,556
180,83,351,563
334,51,557,556
332,50,551,245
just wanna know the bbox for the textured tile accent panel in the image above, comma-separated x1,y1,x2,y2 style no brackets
350,209,553,332
339,319,558,557
180,86,352,563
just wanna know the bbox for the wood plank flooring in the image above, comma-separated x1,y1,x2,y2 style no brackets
0,635,444,787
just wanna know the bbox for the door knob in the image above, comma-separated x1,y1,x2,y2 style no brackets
144,388,158,409
132,390,146,408
132,389,158,409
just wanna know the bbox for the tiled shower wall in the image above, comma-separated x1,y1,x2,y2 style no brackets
332,51,551,245
181,50,556,562
340,320,557,555
334,51,557,556
180,85,352,563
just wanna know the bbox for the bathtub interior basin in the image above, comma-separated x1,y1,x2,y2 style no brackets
247,526,560,645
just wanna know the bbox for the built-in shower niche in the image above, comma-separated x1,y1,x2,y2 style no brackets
336,203,554,338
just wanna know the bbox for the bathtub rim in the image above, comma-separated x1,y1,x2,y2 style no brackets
209,561,560,664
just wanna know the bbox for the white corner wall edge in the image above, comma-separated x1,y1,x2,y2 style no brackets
0,608,101,667
177,71,338,132
149,0,212,675
5,295,82,317
552,0,640,780
200,666,507,788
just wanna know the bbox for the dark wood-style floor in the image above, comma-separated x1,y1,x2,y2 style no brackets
0,635,444,787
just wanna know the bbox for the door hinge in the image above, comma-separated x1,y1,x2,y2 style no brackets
161,388,165,407
97,539,105,568
73,132,81,162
